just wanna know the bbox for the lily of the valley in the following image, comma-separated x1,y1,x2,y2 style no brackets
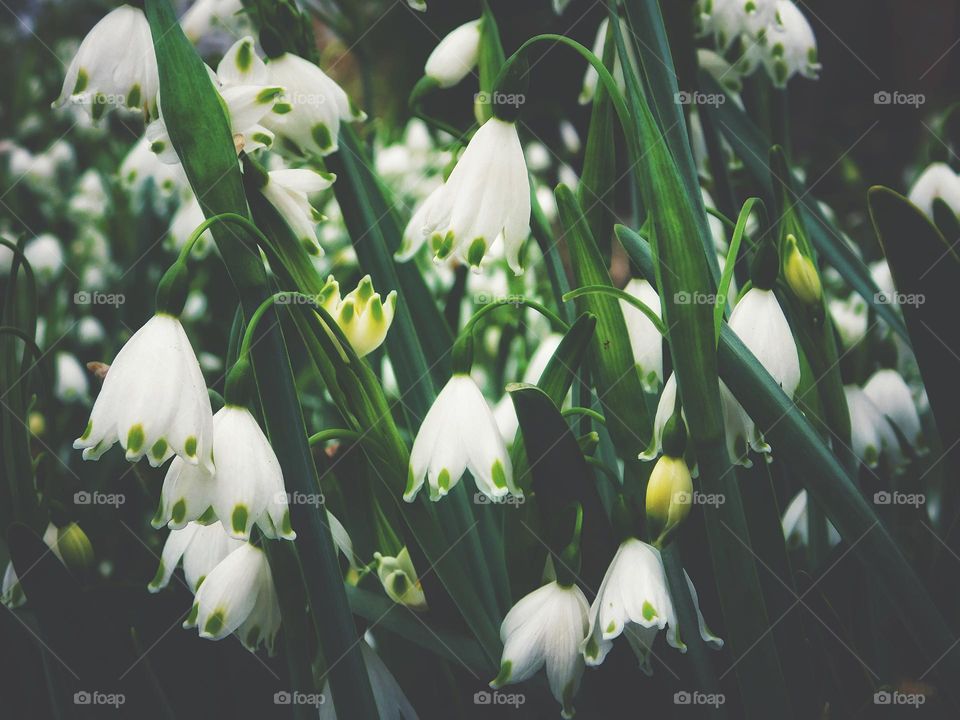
74,314,214,470
424,19,482,88
317,274,398,357
149,520,244,593
399,116,530,273
185,542,281,653
491,581,589,719
258,168,335,256
405,374,520,502
55,5,159,119
582,538,722,672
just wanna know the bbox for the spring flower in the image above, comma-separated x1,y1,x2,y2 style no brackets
748,0,820,87
400,117,530,273
374,547,427,611
698,0,778,49
784,235,822,305
316,275,398,357
74,314,214,470
148,521,243,593
185,542,281,653
845,385,898,468
491,581,589,719
424,19,482,88
120,135,189,202
646,454,694,542
55,352,89,402
180,0,247,43
729,287,801,399
55,5,159,119
828,293,869,351
77,316,106,345
621,278,663,392
24,234,64,280
405,374,520,502
319,641,420,720
907,162,960,219
168,195,214,257
258,168,334,256
864,369,923,449
580,17,636,105
67,169,109,220
582,539,722,671
697,48,744,94
782,490,840,550
261,52,365,158
407,0,426,10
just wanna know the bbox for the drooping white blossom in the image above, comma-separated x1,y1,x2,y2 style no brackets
424,19,482,88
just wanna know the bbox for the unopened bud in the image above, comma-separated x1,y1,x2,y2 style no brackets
784,235,822,305
55,522,95,578
645,455,693,544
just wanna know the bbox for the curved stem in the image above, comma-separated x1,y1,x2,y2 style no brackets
562,285,665,334
309,428,364,445
714,197,766,343
705,206,737,232
177,212,276,264
462,297,569,338
561,406,607,425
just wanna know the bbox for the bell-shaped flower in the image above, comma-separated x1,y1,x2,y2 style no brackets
185,542,281,653
55,5,159,119
863,368,923,450
181,0,248,43
424,19,481,88
580,17,636,105
828,293,869,351
400,117,530,274
258,168,334,256
24,234,65,280
845,385,899,468
261,52,365,158
405,374,520,502
149,520,244,593
729,287,801,399
168,195,215,257
908,162,960,219
582,539,722,671
491,581,589,719
621,278,663,392
698,0,779,49
2,523,62,608
782,490,840,551
120,135,189,203
749,0,820,87
317,274,397,357
373,547,428,611
74,314,214,471
319,641,420,720
55,352,89,403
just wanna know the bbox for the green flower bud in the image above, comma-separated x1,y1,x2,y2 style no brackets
784,235,822,305
56,523,95,578
645,455,693,544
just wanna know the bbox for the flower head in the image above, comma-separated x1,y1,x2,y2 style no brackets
845,385,900,468
259,168,335,256
492,581,589,719
729,287,801,399
621,278,663,392
405,374,519,502
374,547,427,611
908,162,960,219
149,521,244,593
424,19,482,88
863,369,923,450
750,0,820,87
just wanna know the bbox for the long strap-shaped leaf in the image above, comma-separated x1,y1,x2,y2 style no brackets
143,2,378,715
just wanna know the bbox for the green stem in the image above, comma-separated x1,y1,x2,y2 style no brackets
309,428,365,445
561,407,607,425
562,285,665,334
176,212,275,264
462,297,569,337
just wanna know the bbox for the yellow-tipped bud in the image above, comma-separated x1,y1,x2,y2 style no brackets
784,235,822,305
374,547,428,611
55,522,95,578
645,455,693,543
317,274,398,357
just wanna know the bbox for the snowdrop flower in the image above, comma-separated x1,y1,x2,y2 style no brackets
845,385,898,468
729,286,801,399
67,169,109,219
525,142,552,173
491,581,589,719
168,195,214,258
622,278,663,392
77,316,105,345
698,0,778,49
782,490,840,550
424,19,482,88
120,136,188,202
319,641,420,720
405,374,520,502
180,0,246,42
870,259,896,304
55,5,159,119
185,542,281,653
257,168,334,256
582,539,721,670
829,293,869,351
261,52,365,158
373,547,427,611
907,162,960,219
154,406,294,541
580,17,636,105
24,234,64,280
317,275,398,357
148,521,243,592
74,314,214,471
55,352,88,402
400,117,530,273
750,0,820,87
864,369,923,449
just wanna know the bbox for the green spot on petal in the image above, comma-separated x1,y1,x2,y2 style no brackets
437,469,451,492
185,602,199,625
151,438,168,460
150,140,165,154
255,86,283,104
148,561,165,589
491,460,507,490
251,132,272,146
606,620,617,634
467,237,486,267
171,499,186,524
312,123,332,150
204,609,225,635
80,419,92,441
236,41,252,71
281,510,293,537
435,231,455,260
197,506,216,523
391,574,408,596
272,102,292,114
246,625,260,647
73,68,88,94
127,424,145,453
232,505,249,534
491,660,512,687
126,84,141,109
184,436,198,458
642,600,658,621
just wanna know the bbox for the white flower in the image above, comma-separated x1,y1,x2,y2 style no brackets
185,542,281,653
491,581,589,719
319,641,420,720
259,168,334,256
828,293,869,350
580,17,637,105
870,259,896,304
622,278,663,392
77,316,105,345
55,5,158,119
180,0,247,43
153,406,294,541
698,0,778,49
373,547,427,611
120,135,188,202
424,19,482,88
582,539,721,670
782,490,840,550
55,352,88,402
407,0,427,10
24,234,64,280
168,195,214,258
864,369,923,449
261,52,365,158
405,374,519,502
729,287,801,399
697,48,744,94
148,521,243,593
908,162,960,219
317,274,397,357
2,523,61,608
74,314,214,471
67,169,109,219
751,0,820,87
400,117,530,273
845,385,899,468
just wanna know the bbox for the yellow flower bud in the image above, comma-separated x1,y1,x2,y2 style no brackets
645,455,693,543
784,235,822,305
55,522,95,578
